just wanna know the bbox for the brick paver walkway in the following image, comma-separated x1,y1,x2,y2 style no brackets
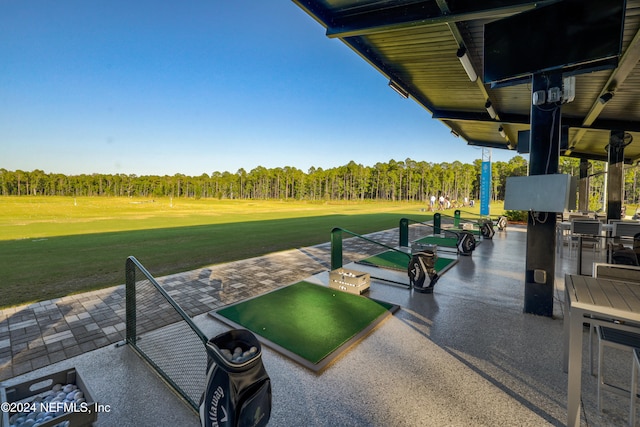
1,226,435,381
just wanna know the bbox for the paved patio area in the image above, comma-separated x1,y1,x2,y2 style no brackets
0,222,634,426
0,229,401,381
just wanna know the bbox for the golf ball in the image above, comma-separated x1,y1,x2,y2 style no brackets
7,382,86,427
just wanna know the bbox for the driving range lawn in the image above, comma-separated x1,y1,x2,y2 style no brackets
1,197,457,308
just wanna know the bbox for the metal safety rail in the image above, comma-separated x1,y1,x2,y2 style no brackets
125,256,208,411
330,227,410,271
399,217,461,248
433,212,487,232
453,210,495,225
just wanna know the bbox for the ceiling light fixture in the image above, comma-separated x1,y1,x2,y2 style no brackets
456,46,478,82
450,130,460,138
498,126,507,139
485,100,497,119
598,92,614,105
388,80,409,99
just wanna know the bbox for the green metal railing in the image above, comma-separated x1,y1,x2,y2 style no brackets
399,218,461,248
125,256,208,411
330,227,410,270
453,209,493,225
435,212,492,234
434,213,441,234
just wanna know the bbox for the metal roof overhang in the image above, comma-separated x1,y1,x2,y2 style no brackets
293,0,640,164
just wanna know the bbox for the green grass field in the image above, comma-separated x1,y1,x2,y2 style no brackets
0,196,497,308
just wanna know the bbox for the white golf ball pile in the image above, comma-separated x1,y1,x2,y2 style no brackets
7,382,85,427
219,344,258,363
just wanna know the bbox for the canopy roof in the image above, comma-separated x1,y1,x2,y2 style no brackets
293,0,640,163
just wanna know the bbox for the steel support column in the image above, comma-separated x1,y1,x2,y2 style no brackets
524,72,561,317
578,158,589,212
606,130,626,221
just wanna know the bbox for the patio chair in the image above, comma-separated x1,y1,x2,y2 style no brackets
632,348,640,427
612,222,640,246
589,264,640,377
569,219,603,259
596,324,640,416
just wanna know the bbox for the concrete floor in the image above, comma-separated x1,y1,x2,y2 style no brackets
1,224,636,426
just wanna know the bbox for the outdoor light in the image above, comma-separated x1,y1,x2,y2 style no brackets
456,46,477,82
498,126,507,139
450,130,460,138
598,92,614,104
485,100,497,119
388,80,409,99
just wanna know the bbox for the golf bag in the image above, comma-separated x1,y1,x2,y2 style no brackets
200,329,271,427
456,231,476,256
496,216,508,231
408,248,439,293
480,220,495,239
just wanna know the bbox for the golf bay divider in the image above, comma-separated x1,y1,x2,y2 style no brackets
434,212,482,236
330,227,410,271
125,256,272,425
399,218,477,257
331,226,458,289
453,209,494,228
125,256,209,410
399,218,464,250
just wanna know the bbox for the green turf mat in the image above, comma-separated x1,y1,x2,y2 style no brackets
448,227,481,235
357,250,457,272
212,281,397,372
414,236,459,247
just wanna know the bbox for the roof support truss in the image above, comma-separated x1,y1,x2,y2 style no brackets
325,0,558,39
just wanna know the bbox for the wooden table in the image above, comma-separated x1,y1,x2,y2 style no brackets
564,275,640,426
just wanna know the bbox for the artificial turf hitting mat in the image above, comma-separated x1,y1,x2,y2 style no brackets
414,235,459,248
448,227,482,236
211,281,399,373
414,233,482,248
357,250,458,273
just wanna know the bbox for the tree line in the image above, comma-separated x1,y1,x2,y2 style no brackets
1,156,638,205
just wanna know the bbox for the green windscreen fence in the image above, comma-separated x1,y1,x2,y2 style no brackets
125,256,208,410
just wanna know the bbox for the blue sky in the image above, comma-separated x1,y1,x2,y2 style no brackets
0,1,520,176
